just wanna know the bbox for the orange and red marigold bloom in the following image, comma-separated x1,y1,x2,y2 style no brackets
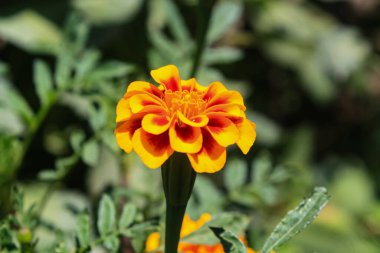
145,213,257,253
115,65,256,173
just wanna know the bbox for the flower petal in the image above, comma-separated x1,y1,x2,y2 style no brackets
187,129,226,173
116,98,132,123
181,78,207,92
125,81,163,98
169,122,202,153
115,131,133,153
178,112,209,127
151,65,181,91
142,113,171,135
132,128,173,169
114,115,143,153
206,115,239,147
129,94,164,114
207,91,245,110
203,81,227,101
236,119,256,154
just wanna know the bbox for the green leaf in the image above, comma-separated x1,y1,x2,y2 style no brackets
261,187,330,253
0,10,63,54
55,52,73,89
182,213,249,245
166,0,191,46
207,1,242,44
72,0,143,25
103,236,120,252
119,203,137,230
121,221,157,237
246,111,282,147
97,194,116,236
204,47,243,65
33,60,53,105
69,129,85,153
76,212,91,249
38,170,59,181
75,50,101,80
190,175,224,215
90,61,135,81
82,140,100,167
224,158,247,191
211,227,247,253
0,78,34,123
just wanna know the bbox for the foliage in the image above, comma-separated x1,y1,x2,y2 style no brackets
0,0,380,252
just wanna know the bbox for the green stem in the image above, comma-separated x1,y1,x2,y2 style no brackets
161,153,197,253
164,204,187,253
15,93,58,171
190,0,216,78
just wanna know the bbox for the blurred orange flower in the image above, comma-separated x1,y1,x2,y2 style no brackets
145,213,256,253
115,65,256,173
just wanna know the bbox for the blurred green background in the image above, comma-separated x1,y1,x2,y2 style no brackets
0,0,380,252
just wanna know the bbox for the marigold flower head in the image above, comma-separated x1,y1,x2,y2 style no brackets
115,65,256,173
145,213,257,253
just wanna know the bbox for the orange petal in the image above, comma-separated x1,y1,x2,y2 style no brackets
142,113,171,135
114,131,133,153
236,119,256,154
207,91,245,110
151,65,181,91
203,81,227,101
205,104,245,118
114,116,143,153
178,112,209,127
129,94,164,114
116,98,132,123
181,78,207,92
187,129,226,173
125,81,163,98
132,128,173,169
145,232,160,252
169,122,202,153
206,115,239,147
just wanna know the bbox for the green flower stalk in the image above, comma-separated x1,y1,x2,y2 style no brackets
161,153,197,253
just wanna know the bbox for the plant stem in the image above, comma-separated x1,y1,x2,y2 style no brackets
161,153,197,253
190,0,216,78
164,204,187,253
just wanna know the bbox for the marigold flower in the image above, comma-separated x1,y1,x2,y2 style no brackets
145,213,257,253
115,65,256,173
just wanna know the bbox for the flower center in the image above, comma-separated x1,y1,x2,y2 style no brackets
164,90,206,118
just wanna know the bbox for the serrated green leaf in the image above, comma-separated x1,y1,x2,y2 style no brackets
225,158,247,191
75,50,101,80
97,195,116,236
211,227,247,253
0,10,63,54
119,203,137,230
261,187,330,253
34,60,53,105
122,221,157,237
76,212,91,249
90,61,135,81
55,52,73,89
103,236,120,252
204,47,243,65
166,0,191,46
72,0,143,25
191,175,224,215
0,78,34,123
207,2,242,44
82,140,100,167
